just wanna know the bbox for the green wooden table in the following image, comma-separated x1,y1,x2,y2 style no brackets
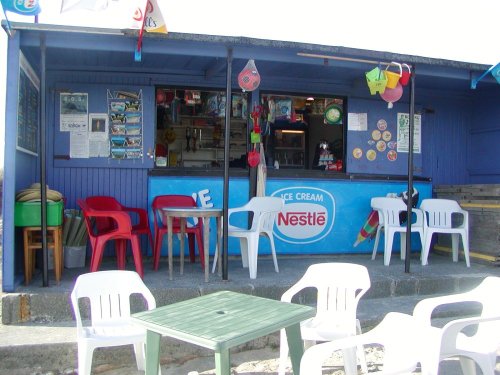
131,290,315,375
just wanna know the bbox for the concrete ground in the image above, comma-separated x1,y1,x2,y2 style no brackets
2,250,500,374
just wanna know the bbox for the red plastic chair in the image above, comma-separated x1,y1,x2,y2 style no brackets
85,196,153,254
151,195,204,270
77,199,144,278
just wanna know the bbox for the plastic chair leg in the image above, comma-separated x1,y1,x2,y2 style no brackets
422,231,434,266
130,236,144,278
342,347,358,375
153,232,164,270
268,234,279,273
356,320,368,374
462,232,471,267
278,329,288,375
211,243,219,274
372,226,382,260
400,233,406,260
247,235,259,279
133,342,146,371
116,240,127,269
384,230,395,266
240,238,249,268
451,233,460,262
77,342,94,375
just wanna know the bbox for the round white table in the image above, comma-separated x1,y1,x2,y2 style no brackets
161,207,222,282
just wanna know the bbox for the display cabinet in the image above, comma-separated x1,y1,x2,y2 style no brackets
165,117,247,168
273,129,305,168
156,88,248,168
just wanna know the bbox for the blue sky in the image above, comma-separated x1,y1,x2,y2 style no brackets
1,0,499,166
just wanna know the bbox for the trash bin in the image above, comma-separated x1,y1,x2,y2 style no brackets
64,245,86,268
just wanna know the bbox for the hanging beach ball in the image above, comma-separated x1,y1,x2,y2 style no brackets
380,82,403,109
238,59,261,92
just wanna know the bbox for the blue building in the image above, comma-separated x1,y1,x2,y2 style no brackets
2,21,499,291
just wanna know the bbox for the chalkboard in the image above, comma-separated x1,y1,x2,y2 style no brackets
16,52,40,156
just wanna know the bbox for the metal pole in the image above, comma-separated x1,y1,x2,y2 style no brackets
222,47,233,280
405,67,416,273
40,34,48,286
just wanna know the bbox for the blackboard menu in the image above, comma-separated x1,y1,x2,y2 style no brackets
17,53,40,156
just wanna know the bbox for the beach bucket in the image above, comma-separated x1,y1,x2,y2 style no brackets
399,63,411,86
365,66,388,95
385,62,402,89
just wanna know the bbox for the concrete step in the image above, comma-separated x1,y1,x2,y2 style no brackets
3,253,496,324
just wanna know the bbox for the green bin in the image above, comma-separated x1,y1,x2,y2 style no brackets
15,201,64,227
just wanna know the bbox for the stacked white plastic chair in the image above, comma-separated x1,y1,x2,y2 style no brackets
300,312,423,375
279,263,371,375
70,270,157,375
420,198,470,267
413,276,500,375
371,197,425,266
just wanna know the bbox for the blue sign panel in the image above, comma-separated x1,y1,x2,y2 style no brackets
149,176,432,257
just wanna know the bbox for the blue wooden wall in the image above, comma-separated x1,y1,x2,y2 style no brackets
468,89,500,183
4,53,500,291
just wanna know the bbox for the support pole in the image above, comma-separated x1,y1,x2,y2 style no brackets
405,66,416,273
40,33,48,286
222,47,233,280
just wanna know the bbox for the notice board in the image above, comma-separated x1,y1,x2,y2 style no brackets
16,52,40,156
346,98,423,176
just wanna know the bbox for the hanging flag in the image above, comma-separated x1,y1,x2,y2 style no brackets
1,0,41,16
143,0,167,34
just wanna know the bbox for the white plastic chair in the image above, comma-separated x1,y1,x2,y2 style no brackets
300,312,422,375
420,198,470,267
278,263,371,375
371,197,425,266
413,276,500,375
70,270,157,375
223,196,284,279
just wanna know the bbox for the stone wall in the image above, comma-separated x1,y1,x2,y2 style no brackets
434,184,500,262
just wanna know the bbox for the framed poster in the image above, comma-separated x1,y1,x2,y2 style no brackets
60,93,89,131
16,52,40,156
88,113,109,157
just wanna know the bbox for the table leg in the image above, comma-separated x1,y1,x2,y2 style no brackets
180,218,185,275
285,323,305,375
144,330,161,375
214,349,231,375
167,216,173,281
203,217,210,282
216,215,222,276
